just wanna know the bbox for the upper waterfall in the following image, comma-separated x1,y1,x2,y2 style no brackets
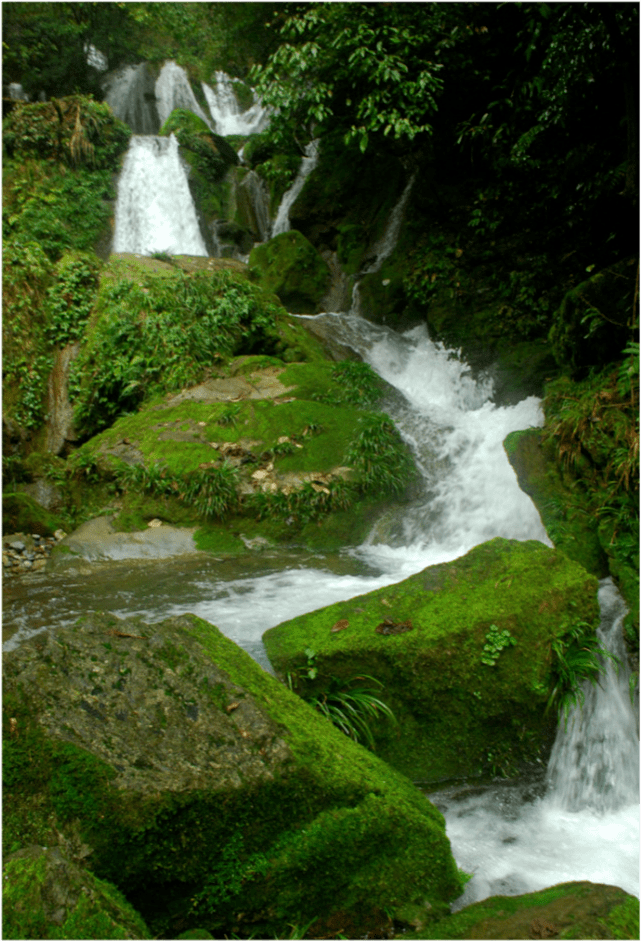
113,135,207,257
155,61,213,130
271,141,319,237
202,72,269,136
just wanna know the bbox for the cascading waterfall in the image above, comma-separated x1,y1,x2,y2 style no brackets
546,579,639,812
202,71,269,136
113,135,207,256
238,170,272,244
103,63,161,134
271,140,320,237
155,60,213,130
351,172,417,316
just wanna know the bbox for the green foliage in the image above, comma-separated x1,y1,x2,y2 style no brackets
251,4,446,152
3,159,116,262
5,354,52,430
541,362,639,587
480,625,516,667
287,649,397,750
46,251,101,345
3,96,131,170
69,270,279,437
247,479,353,528
115,462,239,521
345,413,415,496
546,617,620,726
313,361,382,408
599,895,640,941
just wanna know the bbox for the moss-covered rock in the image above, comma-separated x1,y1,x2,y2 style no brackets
3,844,150,940
2,492,65,536
263,538,600,783
249,230,331,314
63,357,415,554
3,611,464,938
503,428,609,578
409,880,639,940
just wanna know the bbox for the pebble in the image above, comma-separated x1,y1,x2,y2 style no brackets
2,530,66,578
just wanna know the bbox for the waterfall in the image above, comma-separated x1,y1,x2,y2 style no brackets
238,170,272,244
546,580,639,812
202,72,269,136
103,63,160,135
155,61,213,130
113,135,208,257
271,140,319,237
351,172,416,316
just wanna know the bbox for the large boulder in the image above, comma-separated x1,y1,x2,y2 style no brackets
410,880,639,940
3,844,150,940
263,538,600,784
60,357,414,556
249,230,331,314
3,611,464,939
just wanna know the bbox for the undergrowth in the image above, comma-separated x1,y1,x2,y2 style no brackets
69,271,280,438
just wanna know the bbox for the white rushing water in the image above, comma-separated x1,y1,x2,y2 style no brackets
271,140,320,237
155,60,213,131
113,135,208,256
435,579,639,907
202,71,269,136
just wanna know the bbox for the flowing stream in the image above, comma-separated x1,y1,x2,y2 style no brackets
5,100,638,905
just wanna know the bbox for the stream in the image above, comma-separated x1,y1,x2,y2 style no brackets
5,60,638,912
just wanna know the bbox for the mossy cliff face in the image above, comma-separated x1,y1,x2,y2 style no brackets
504,359,639,652
263,538,599,783
3,845,151,940
249,230,331,314
3,611,463,938
409,880,639,940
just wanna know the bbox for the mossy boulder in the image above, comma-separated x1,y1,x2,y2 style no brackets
263,538,599,784
410,881,639,940
67,358,414,554
3,844,150,940
249,230,331,314
2,492,65,536
503,428,609,578
3,611,464,939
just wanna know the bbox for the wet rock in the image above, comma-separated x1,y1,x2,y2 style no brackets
4,610,463,938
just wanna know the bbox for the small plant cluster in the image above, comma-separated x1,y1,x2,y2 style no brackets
345,412,415,496
480,624,516,666
69,270,279,437
314,360,382,408
287,648,396,750
45,252,100,345
546,617,620,726
6,355,52,430
115,462,239,520
248,478,353,527
188,831,268,921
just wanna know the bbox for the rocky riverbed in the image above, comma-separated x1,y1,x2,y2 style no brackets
2,531,67,576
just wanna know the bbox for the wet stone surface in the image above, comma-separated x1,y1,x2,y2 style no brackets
2,530,66,577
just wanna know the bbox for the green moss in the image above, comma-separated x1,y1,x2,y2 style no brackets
4,612,463,938
408,881,638,940
2,492,64,536
263,538,599,782
3,848,151,940
249,231,330,315
503,428,609,577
